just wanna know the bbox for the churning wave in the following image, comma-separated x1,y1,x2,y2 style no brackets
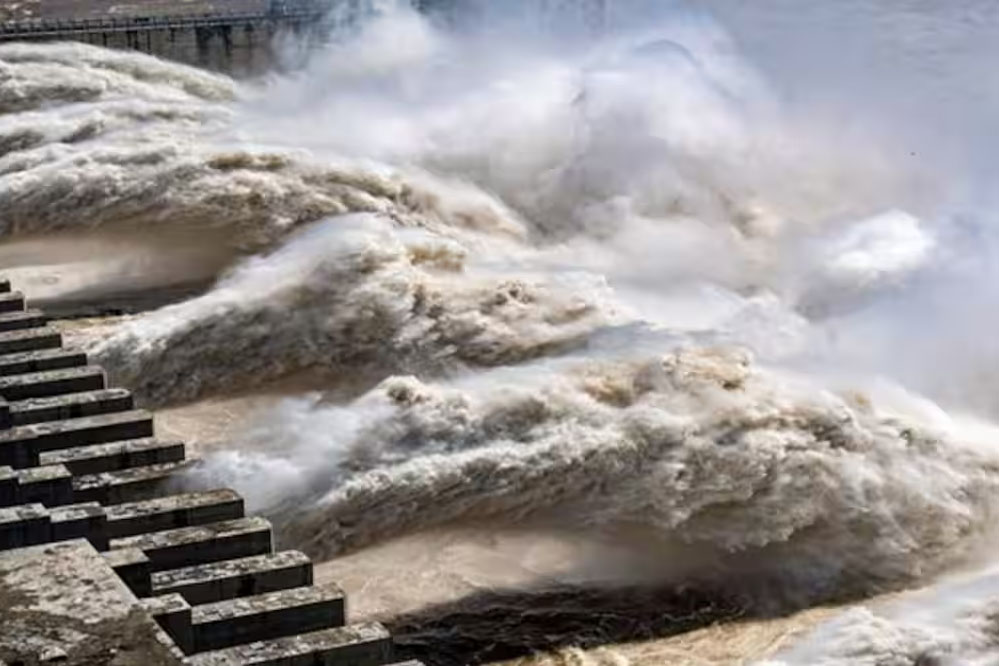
0,29,931,404
202,347,999,603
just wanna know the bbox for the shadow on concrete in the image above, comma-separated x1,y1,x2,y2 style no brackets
386,583,748,665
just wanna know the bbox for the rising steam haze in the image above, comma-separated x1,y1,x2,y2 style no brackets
5,0,999,663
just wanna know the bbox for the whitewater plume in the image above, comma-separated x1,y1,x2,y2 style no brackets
760,563,999,666
5,8,943,408
0,41,235,112
0,39,530,252
187,346,999,605
86,214,617,404
0,6,931,252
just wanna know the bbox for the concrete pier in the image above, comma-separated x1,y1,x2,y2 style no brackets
0,309,46,332
0,410,155,468
73,460,189,504
191,583,346,651
0,326,62,355
111,516,274,572
0,365,106,401
0,348,88,377
50,501,109,549
104,546,154,596
0,503,50,549
152,550,313,605
188,623,394,666
41,436,185,475
145,593,196,655
10,387,134,426
16,463,74,506
0,279,418,665
0,292,25,313
106,489,245,539
0,465,16,504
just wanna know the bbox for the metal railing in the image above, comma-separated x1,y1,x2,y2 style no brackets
0,3,328,39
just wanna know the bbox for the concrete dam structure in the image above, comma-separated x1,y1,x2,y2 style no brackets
0,1,603,74
0,1,336,74
0,279,418,665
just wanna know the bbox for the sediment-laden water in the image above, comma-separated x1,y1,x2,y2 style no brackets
5,1,999,663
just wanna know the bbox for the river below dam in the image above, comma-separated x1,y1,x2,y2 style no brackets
5,1,999,664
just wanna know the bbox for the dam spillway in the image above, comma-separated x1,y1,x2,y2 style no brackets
0,1,336,74
0,278,418,666
0,0,606,74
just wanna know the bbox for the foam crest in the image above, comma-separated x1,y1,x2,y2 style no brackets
762,563,999,665
86,214,616,403
0,41,235,108
9,5,940,412
187,347,999,605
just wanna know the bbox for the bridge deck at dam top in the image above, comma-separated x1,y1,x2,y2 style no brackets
0,0,380,75
0,2,329,39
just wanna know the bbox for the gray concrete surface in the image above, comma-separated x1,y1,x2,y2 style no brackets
0,539,185,665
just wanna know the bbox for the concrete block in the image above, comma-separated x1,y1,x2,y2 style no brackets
187,622,393,666
0,292,24,314
0,410,155,469
16,463,73,506
0,467,17,506
73,460,189,505
0,434,32,469
144,593,194,655
10,388,132,426
41,437,184,476
2,540,186,665
0,348,88,377
0,309,46,333
0,503,50,550
49,502,109,550
110,517,273,572
0,365,105,401
152,550,312,606
103,546,153,597
0,326,61,355
192,583,346,652
106,489,243,540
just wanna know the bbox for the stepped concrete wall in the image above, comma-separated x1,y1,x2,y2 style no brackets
0,278,419,666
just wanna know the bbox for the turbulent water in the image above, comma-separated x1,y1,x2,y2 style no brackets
6,1,999,663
